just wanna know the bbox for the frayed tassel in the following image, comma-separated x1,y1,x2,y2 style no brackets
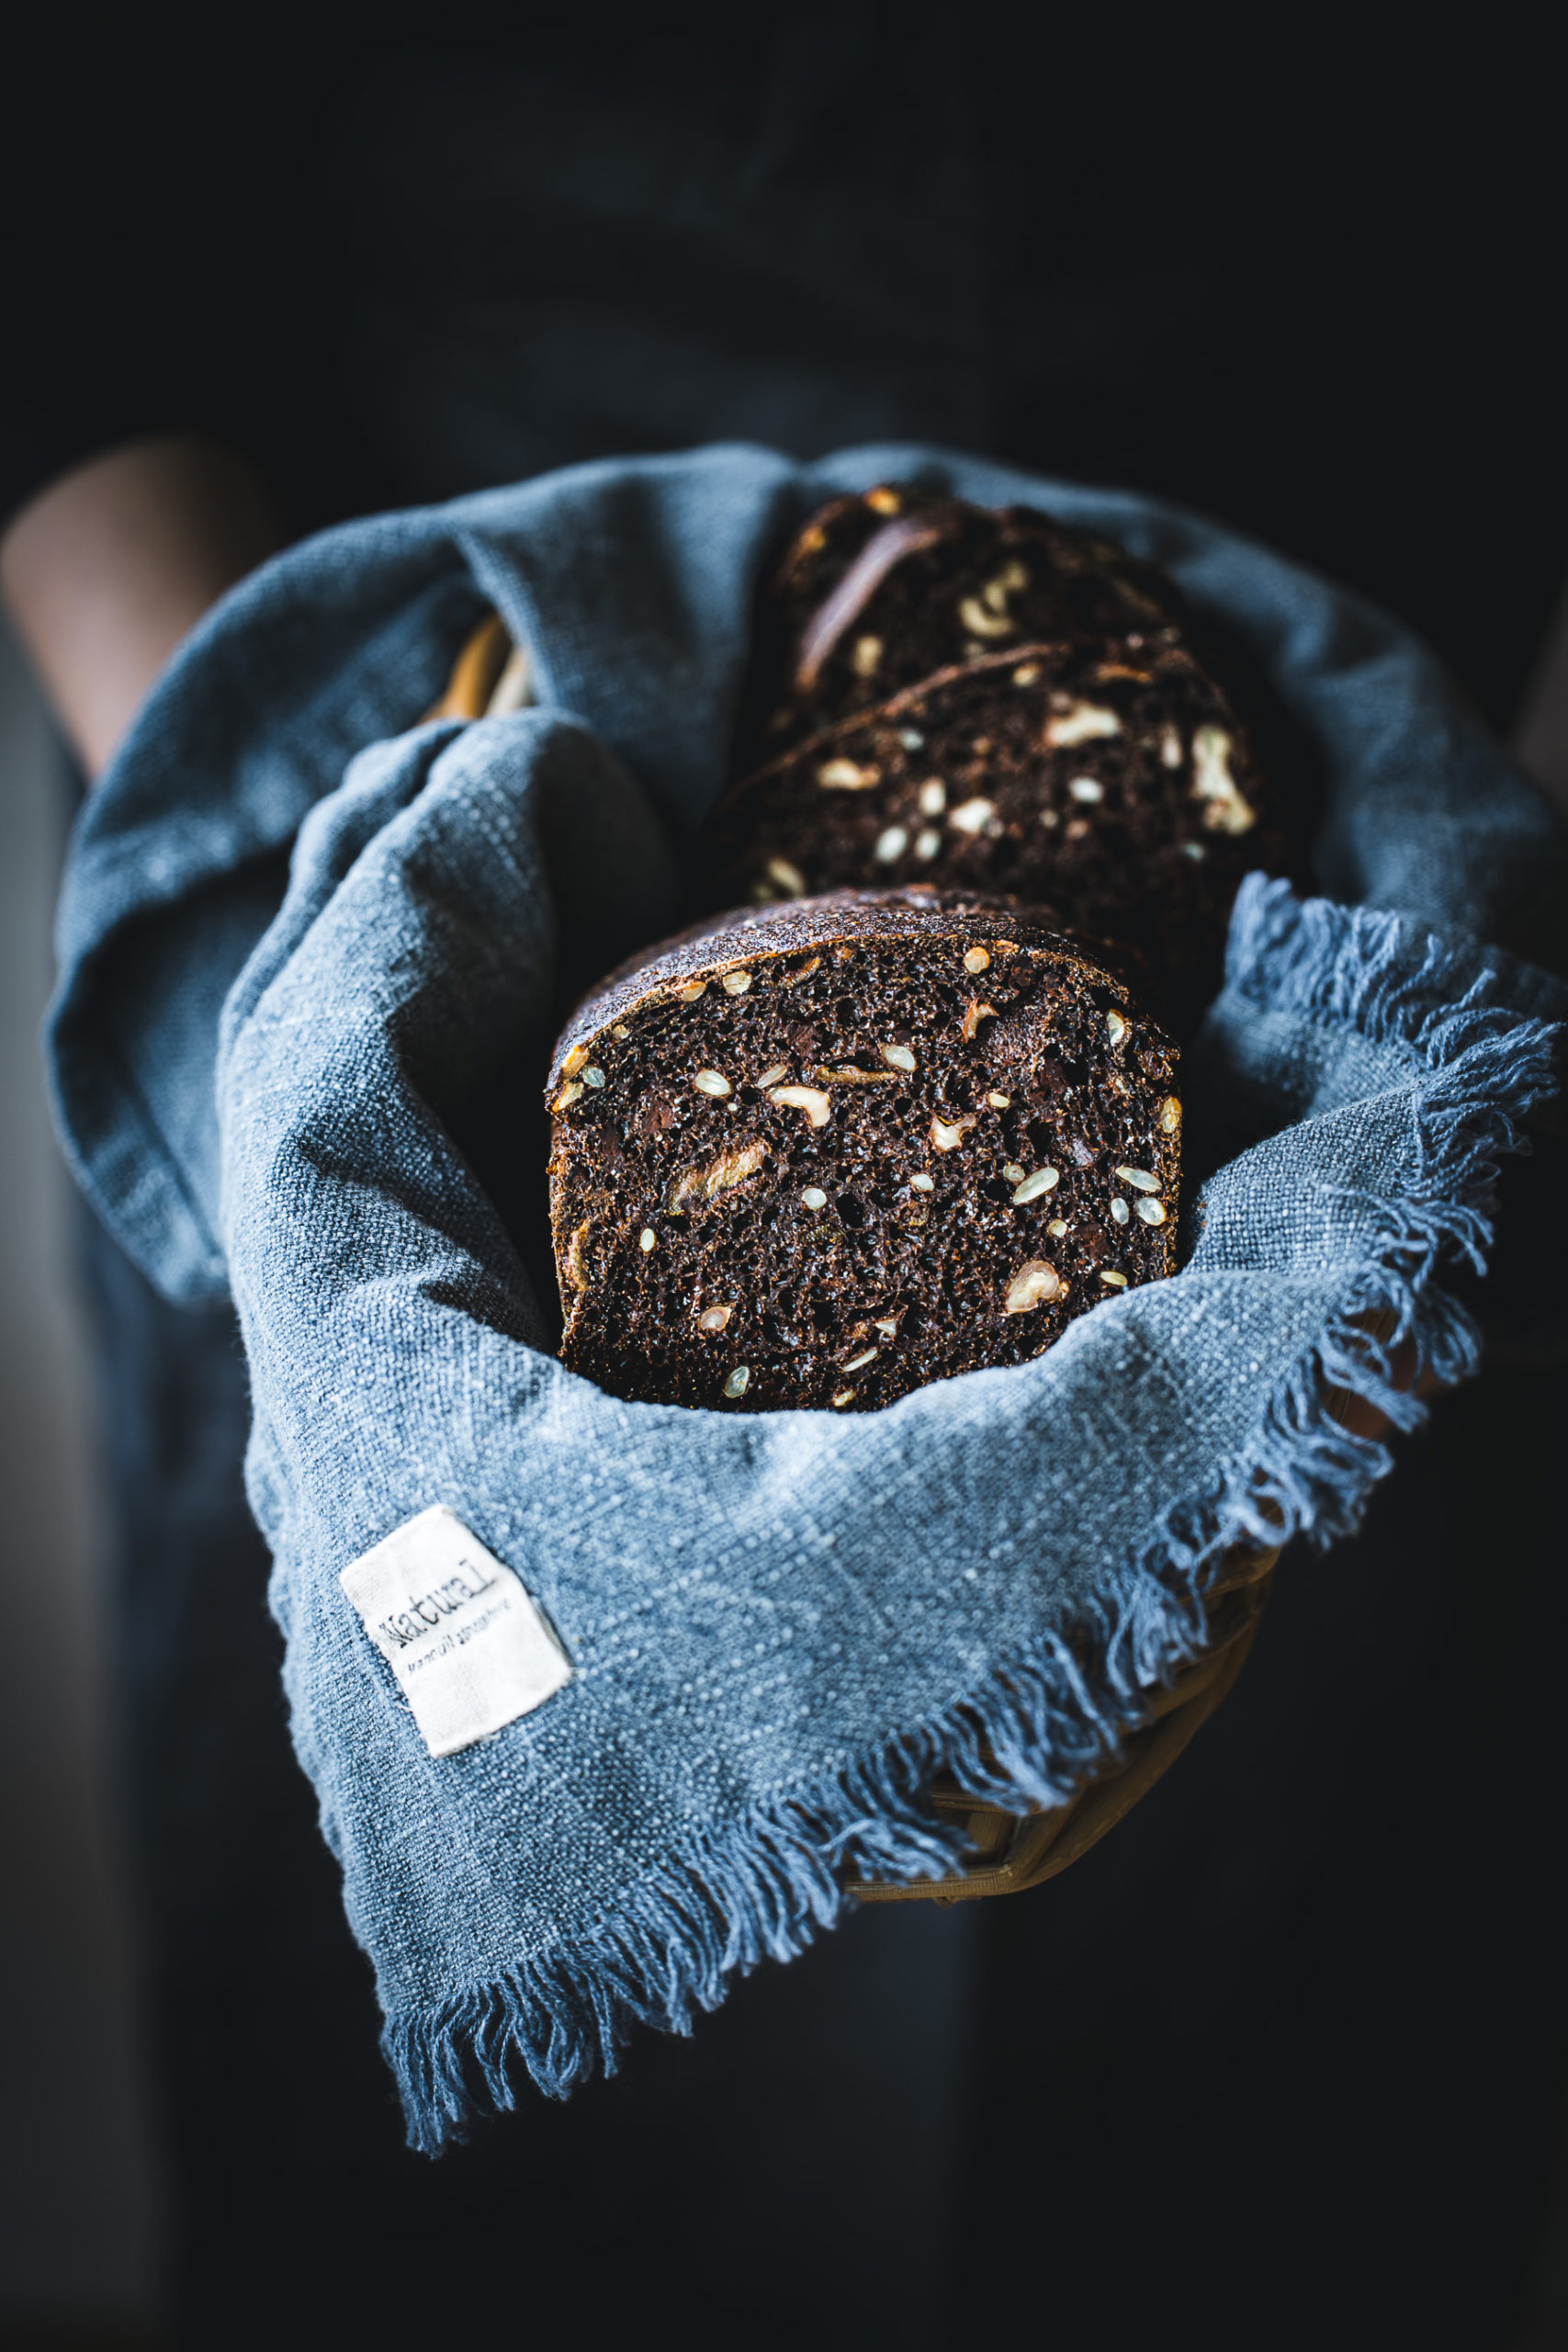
384,884,1560,2154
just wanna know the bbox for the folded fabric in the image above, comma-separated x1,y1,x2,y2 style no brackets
46,446,1565,2151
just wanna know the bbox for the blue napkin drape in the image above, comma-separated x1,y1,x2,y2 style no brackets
46,444,1564,2150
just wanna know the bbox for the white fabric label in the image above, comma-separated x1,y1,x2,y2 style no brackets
340,1506,572,1758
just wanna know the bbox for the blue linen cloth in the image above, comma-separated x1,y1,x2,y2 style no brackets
46,445,1564,2151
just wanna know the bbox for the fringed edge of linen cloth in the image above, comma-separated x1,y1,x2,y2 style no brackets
384,879,1561,2154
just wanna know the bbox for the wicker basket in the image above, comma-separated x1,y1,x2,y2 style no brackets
427,611,531,722
851,1542,1277,1904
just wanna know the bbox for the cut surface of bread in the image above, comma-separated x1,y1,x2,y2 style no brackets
548,891,1179,1412
712,638,1277,1019
740,483,1180,763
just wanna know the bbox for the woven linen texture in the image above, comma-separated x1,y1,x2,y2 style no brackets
47,446,1565,2148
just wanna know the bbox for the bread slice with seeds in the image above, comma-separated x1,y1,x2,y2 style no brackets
737,483,1180,766
548,890,1179,1412
710,638,1280,1024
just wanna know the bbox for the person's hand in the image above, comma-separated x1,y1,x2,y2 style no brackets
0,435,280,780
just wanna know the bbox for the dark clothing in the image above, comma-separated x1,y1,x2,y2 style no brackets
4,18,1564,731
16,14,1567,2343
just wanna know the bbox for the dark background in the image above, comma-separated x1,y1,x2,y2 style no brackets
4,14,1564,730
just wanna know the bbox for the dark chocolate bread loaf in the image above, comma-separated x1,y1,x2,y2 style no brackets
548,891,1179,1412
739,484,1179,764
709,638,1280,1021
